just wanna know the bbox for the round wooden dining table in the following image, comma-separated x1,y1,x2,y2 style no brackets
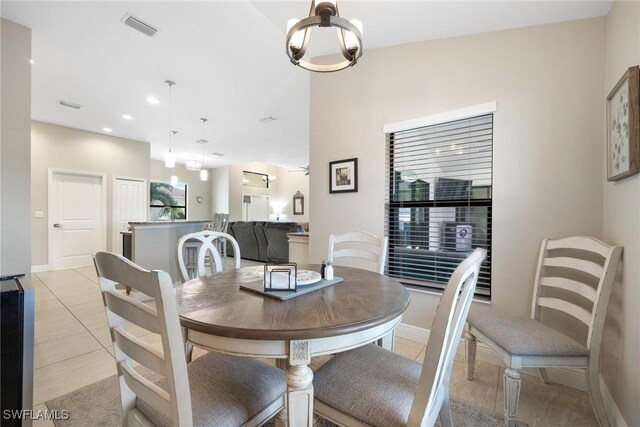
175,264,410,427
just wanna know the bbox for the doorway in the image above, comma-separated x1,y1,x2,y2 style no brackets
113,177,147,255
48,169,106,269
242,194,270,221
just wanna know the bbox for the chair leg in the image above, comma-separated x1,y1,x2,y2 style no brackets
538,368,550,384
585,368,611,427
503,368,521,427
377,330,395,351
465,331,477,380
439,386,453,427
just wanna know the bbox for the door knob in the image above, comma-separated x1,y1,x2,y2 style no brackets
53,223,62,228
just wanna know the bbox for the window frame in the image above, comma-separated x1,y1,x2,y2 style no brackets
383,103,496,298
149,180,188,220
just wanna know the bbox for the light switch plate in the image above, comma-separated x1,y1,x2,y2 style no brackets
34,211,44,218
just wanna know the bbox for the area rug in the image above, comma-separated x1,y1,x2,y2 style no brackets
47,374,524,427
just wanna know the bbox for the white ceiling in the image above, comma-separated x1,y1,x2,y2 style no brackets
1,1,611,169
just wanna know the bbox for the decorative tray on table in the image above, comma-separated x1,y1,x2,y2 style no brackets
240,263,343,301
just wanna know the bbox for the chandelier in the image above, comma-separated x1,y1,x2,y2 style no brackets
286,0,363,73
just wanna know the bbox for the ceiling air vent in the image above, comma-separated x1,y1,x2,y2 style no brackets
121,13,159,38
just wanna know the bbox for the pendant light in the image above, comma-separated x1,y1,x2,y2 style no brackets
197,118,209,181
286,0,363,73
164,80,177,168
170,175,178,186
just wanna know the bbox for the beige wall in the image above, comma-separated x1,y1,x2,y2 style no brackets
309,18,606,329
211,166,230,215
31,121,150,266
149,160,212,221
223,162,310,223
1,19,32,276
601,1,640,423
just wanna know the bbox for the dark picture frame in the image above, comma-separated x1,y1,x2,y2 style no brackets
329,158,358,193
293,191,304,215
607,66,640,181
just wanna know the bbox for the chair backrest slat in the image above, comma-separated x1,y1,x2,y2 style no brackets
94,251,193,426
408,248,487,426
212,213,230,233
176,231,241,283
530,236,622,351
328,231,389,274
546,236,612,257
537,297,592,326
113,327,166,376
120,363,173,417
542,256,603,278
104,291,161,334
539,277,597,302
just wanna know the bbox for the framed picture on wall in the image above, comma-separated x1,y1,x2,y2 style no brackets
329,158,358,193
607,65,639,181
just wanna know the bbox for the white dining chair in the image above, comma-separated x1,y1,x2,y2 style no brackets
328,231,389,274
211,213,230,257
93,251,285,427
465,236,622,427
328,231,392,349
313,248,487,427
176,230,241,283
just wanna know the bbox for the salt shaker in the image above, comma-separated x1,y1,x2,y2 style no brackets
325,261,334,280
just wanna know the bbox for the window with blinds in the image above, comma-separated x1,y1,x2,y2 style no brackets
385,114,493,297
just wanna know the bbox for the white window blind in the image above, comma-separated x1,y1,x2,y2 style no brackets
385,114,493,297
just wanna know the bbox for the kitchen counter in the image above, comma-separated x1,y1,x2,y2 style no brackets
126,220,211,284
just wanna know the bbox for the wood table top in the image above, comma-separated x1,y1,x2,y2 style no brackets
176,265,410,340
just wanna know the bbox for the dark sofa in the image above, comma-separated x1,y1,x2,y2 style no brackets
227,221,304,263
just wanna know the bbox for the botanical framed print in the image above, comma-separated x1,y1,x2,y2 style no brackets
607,66,639,181
329,158,358,193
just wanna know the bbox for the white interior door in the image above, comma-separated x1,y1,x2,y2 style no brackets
242,194,270,221
50,171,105,269
113,177,147,254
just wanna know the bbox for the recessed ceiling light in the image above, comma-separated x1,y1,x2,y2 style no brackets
103,127,112,132
122,114,133,120
29,59,35,65
147,96,159,104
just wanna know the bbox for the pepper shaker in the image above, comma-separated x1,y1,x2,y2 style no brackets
325,261,334,280
320,260,326,278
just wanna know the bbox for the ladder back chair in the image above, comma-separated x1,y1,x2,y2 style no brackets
328,231,389,275
328,231,392,348
313,248,487,427
211,213,231,257
176,231,241,283
465,236,622,427
93,251,285,427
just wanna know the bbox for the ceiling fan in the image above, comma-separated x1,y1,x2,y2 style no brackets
289,165,310,176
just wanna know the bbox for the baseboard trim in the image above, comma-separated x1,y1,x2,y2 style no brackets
600,377,627,427
31,264,50,273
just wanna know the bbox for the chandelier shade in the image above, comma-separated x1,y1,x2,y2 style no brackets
286,0,363,73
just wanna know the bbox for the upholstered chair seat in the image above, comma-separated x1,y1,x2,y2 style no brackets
137,352,285,427
314,343,420,427
467,314,588,357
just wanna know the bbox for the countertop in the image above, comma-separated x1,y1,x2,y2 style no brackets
128,220,211,226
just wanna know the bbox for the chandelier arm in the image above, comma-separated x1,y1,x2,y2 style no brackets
337,27,352,61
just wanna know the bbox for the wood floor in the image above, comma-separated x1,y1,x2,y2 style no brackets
30,266,598,427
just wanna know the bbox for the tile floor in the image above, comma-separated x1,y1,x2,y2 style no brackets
30,265,598,427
